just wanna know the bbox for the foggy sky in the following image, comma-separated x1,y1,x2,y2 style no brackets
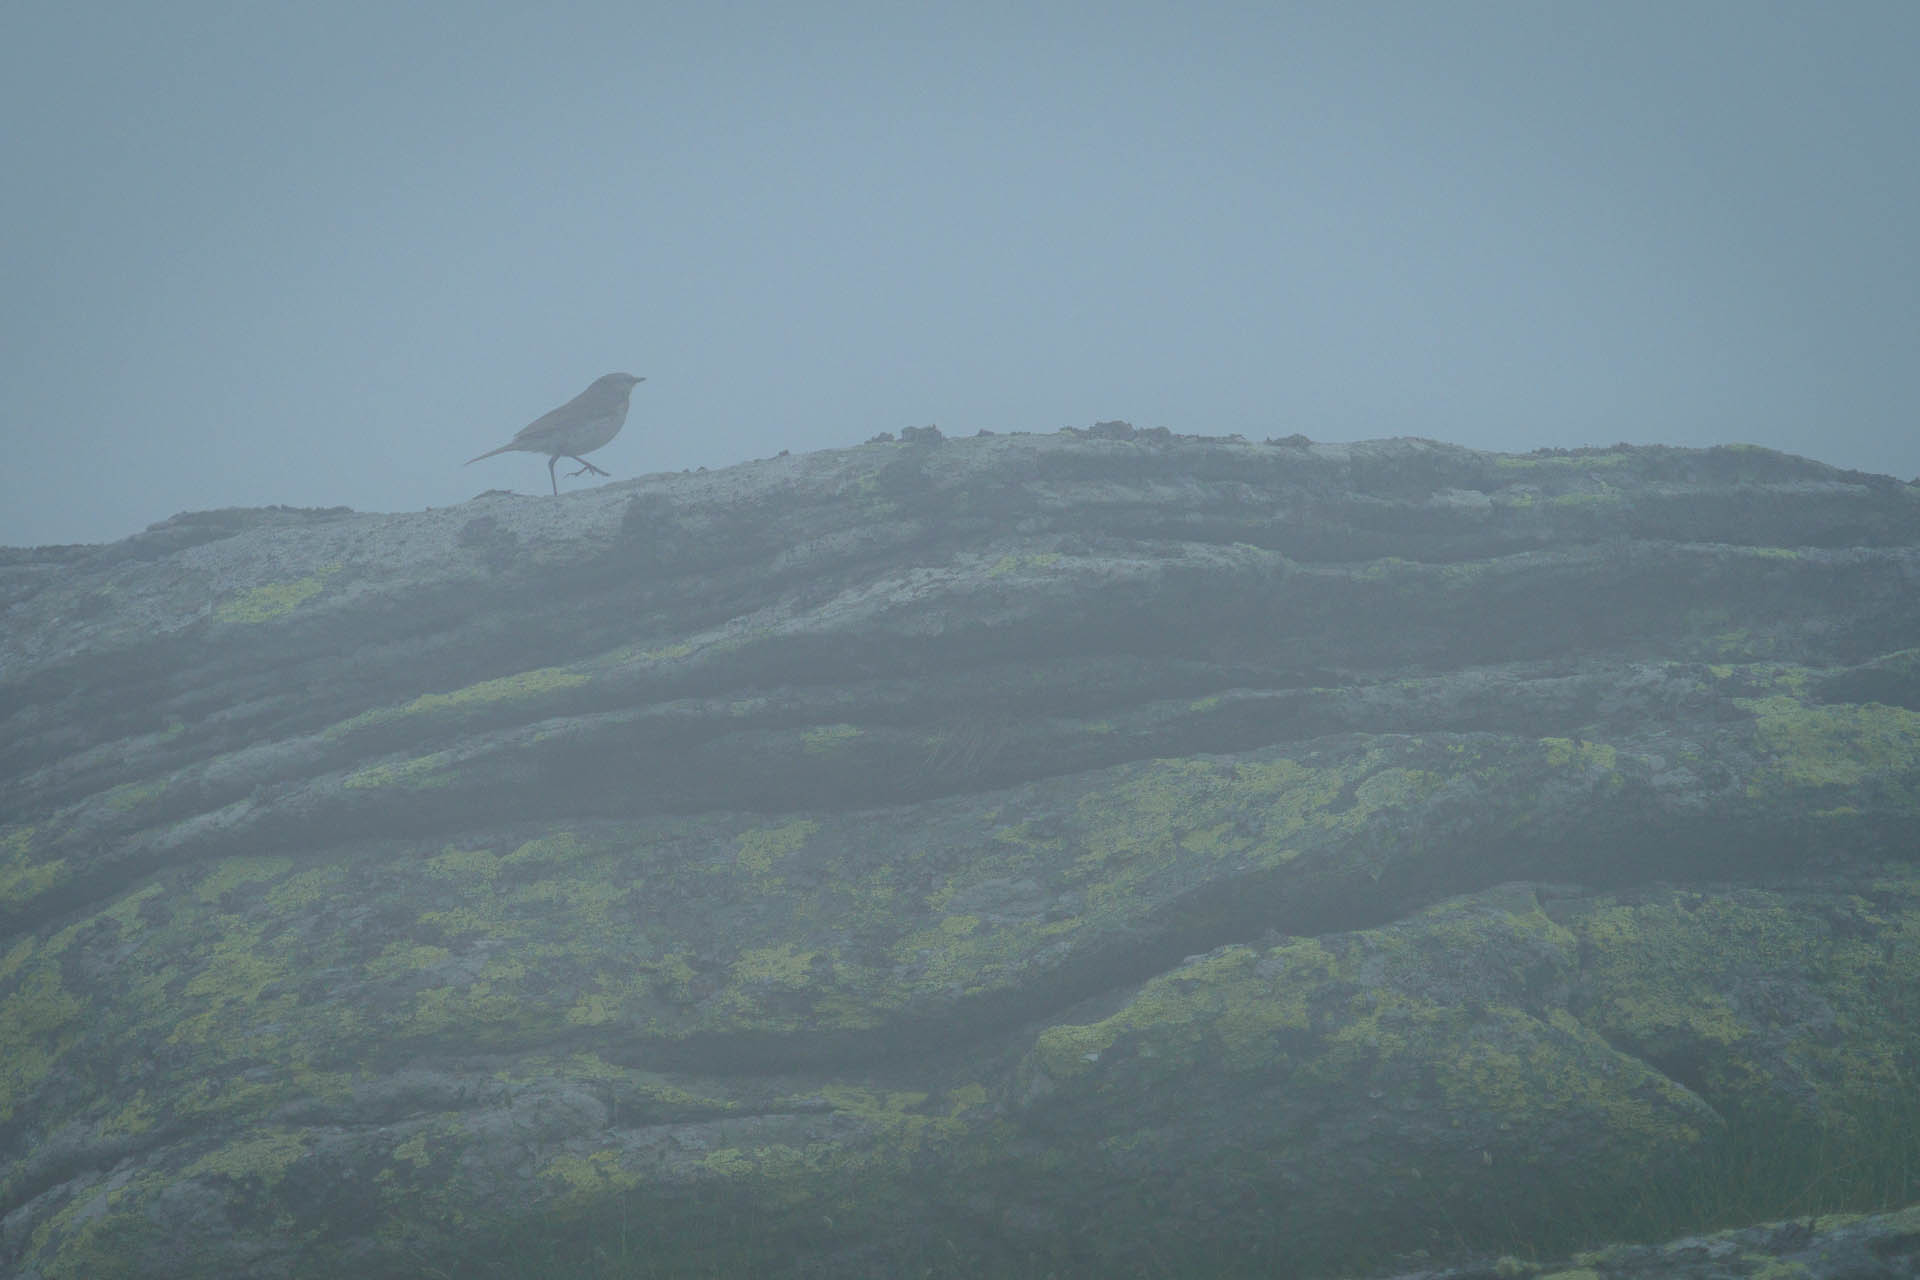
3,1,1916,548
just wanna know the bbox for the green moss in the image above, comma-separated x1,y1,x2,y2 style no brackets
212,566,339,623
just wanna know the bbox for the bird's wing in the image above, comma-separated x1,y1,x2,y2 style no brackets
508,401,571,446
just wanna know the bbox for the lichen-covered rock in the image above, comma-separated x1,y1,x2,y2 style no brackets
1,433,1917,1277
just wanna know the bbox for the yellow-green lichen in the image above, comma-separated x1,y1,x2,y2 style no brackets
212,566,340,624
193,856,293,903
0,826,64,909
1028,940,1333,1087
502,831,595,866
364,942,453,980
1354,766,1440,808
736,819,818,878
1073,753,1405,895
0,966,89,1122
703,1148,755,1178
732,943,820,989
802,723,862,753
1493,452,1630,470
184,1129,309,1183
0,937,34,984
564,990,624,1026
426,845,502,882
543,1149,644,1207
168,922,296,1044
1740,696,1920,794
391,1131,433,1169
342,750,457,790
405,956,537,1037
1431,1004,1706,1151
96,1092,155,1140
328,666,590,738
1541,737,1618,772
265,864,348,913
97,884,163,934
987,552,1062,577
100,779,166,812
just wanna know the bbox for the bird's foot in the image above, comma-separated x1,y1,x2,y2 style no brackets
567,459,612,478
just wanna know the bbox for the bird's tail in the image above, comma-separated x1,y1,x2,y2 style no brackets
465,443,516,465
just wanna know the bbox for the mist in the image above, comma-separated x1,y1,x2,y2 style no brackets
4,0,1916,548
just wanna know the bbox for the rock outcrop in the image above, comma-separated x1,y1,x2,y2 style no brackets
2,431,1917,1278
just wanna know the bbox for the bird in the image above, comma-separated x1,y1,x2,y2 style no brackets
466,373,645,495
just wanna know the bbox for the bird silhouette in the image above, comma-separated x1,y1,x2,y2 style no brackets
466,372,645,495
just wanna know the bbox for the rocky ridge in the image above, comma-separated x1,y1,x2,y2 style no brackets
1,429,1917,1277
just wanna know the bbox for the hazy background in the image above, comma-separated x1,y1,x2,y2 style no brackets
3,1,1916,548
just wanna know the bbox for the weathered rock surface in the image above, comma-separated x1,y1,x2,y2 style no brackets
2,431,1917,1277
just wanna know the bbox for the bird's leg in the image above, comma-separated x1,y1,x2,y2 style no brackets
566,456,611,478
548,455,560,496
